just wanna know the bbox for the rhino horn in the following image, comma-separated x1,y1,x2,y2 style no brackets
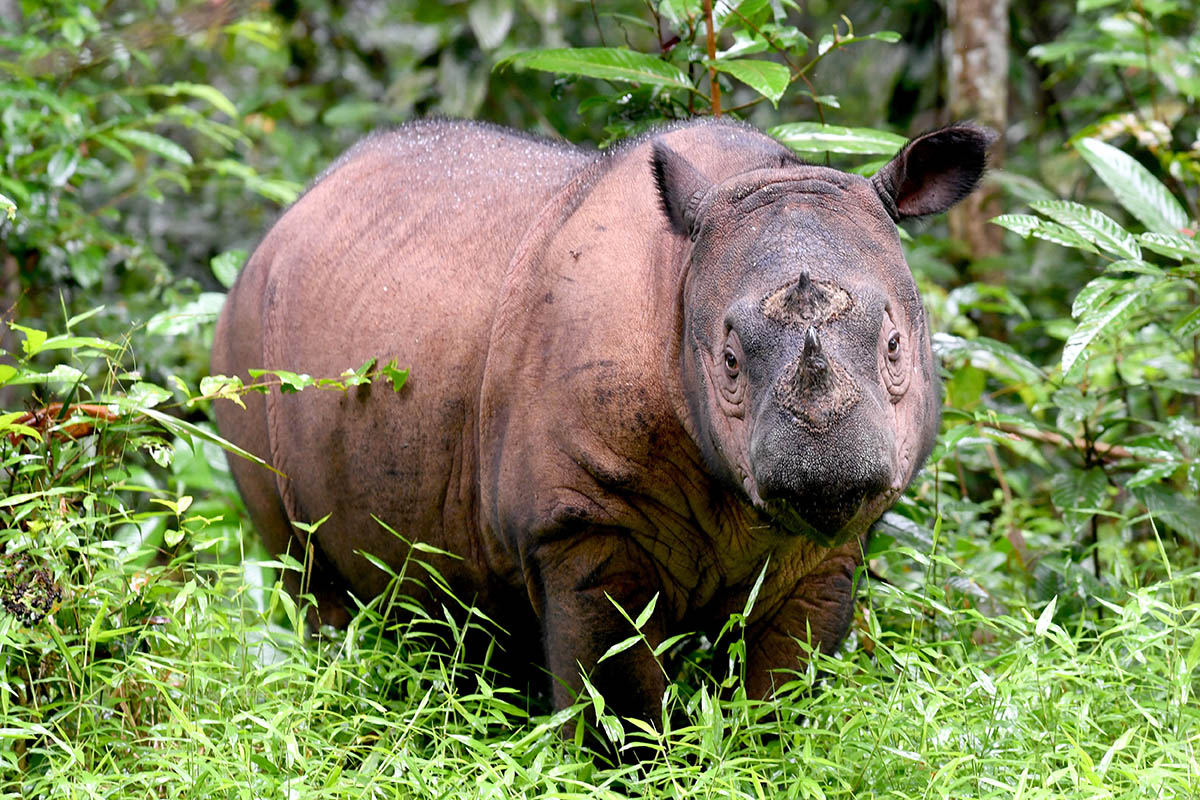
802,327,827,380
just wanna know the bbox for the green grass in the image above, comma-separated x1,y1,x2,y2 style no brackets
2,484,1196,798
0,323,1197,798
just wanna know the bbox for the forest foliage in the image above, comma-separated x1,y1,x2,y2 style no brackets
0,0,1197,797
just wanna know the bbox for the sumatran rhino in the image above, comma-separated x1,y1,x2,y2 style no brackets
212,118,991,720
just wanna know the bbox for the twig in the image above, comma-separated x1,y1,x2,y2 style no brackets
703,0,719,116
589,0,606,46
979,419,1140,463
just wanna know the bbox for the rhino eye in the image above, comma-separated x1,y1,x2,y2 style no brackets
717,331,747,412
724,349,740,376
880,312,910,401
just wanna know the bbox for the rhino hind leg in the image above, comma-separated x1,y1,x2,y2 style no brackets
742,537,866,698
216,394,352,630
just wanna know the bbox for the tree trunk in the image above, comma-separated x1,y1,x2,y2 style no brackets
943,0,1008,258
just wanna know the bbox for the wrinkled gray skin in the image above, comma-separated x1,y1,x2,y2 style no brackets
212,118,992,721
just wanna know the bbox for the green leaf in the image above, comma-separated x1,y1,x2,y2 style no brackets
468,0,514,51
932,333,1045,385
0,192,14,220
992,213,1100,254
4,363,87,390
1030,199,1141,259
1051,467,1108,532
125,382,173,410
0,364,16,385
61,18,84,46
657,0,702,29
37,334,121,353
149,82,239,118
380,360,408,392
321,101,381,128
498,47,692,91
1126,461,1178,489
1035,596,1057,637
718,30,770,59
47,149,80,187
246,369,315,393
1070,276,1122,319
712,58,789,105
1137,485,1200,542
1062,276,1154,375
113,129,194,166
769,123,906,155
211,250,246,289
1174,305,1200,338
139,407,276,474
1076,138,1188,235
147,293,226,336
1138,232,1200,261
197,375,246,409
633,593,659,629
11,323,47,356
990,214,1042,237
597,634,643,663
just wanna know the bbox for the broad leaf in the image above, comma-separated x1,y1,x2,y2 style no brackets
1070,276,1121,319
467,0,514,51
1076,138,1188,235
932,333,1044,385
143,82,239,118
769,123,906,155
1138,232,1200,261
1051,467,1108,533
1030,199,1141,260
712,58,789,105
499,48,692,91
1137,485,1200,543
140,407,276,474
992,214,1100,254
1062,276,1154,375
1174,305,1200,338
113,129,194,166
211,250,246,289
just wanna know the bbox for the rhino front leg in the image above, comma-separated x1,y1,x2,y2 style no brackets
528,531,668,723
743,536,867,699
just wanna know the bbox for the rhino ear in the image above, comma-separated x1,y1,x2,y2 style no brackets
652,141,714,238
871,124,997,221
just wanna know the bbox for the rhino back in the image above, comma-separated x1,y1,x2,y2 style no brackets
215,119,591,606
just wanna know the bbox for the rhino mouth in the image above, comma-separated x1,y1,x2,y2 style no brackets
741,474,861,548
762,497,859,548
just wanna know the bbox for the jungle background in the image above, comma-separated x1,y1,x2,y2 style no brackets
1,0,1198,796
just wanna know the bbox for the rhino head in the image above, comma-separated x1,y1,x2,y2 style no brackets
655,125,994,547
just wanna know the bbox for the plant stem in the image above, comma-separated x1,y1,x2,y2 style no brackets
703,0,719,116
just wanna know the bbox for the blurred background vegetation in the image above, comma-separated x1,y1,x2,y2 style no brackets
0,0,1198,794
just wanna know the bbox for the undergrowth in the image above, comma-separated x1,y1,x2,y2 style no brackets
0,316,1196,798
